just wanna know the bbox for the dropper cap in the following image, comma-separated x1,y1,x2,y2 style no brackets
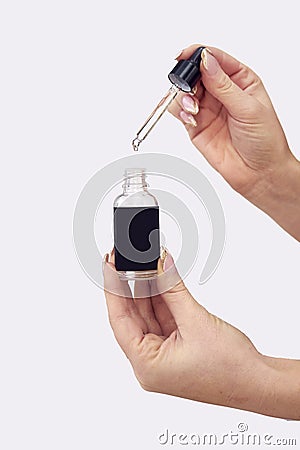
168,47,205,92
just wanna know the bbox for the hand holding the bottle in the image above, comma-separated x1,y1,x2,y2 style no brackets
103,250,300,420
169,46,300,241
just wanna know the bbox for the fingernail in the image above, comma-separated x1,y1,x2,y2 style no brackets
174,49,184,59
201,48,219,75
102,253,109,271
205,47,213,55
182,95,199,114
163,253,174,272
180,110,197,127
161,246,167,263
109,248,115,262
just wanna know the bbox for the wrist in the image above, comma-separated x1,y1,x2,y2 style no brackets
245,154,300,241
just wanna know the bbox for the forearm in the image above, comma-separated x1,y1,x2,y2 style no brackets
262,356,300,420
247,154,300,241
225,354,300,420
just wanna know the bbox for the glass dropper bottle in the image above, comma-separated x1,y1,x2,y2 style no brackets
113,168,160,280
132,47,205,151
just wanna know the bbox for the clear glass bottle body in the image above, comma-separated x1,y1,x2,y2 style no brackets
113,169,160,280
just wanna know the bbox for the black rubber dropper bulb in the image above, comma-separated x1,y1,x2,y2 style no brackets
132,47,205,151
168,46,205,92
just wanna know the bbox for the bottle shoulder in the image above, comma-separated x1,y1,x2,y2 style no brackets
114,190,158,207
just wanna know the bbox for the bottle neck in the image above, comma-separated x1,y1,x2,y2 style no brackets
123,172,148,194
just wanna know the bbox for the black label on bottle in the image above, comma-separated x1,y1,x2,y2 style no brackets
113,206,160,271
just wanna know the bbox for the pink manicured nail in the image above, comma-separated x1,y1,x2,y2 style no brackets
180,110,197,127
102,253,109,272
161,246,167,262
202,49,219,75
163,253,174,271
174,49,184,59
182,95,199,114
109,248,115,263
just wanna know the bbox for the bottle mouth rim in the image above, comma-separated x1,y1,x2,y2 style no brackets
124,167,146,177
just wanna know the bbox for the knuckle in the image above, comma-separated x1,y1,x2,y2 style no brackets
239,66,262,89
253,74,262,87
217,72,233,94
249,76,264,94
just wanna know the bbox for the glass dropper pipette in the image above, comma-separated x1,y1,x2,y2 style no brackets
132,47,205,152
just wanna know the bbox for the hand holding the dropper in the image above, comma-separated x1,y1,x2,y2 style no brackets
169,45,300,241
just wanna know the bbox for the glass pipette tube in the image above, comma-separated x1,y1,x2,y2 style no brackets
132,85,180,151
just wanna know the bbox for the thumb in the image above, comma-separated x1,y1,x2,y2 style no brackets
150,251,205,328
201,49,252,119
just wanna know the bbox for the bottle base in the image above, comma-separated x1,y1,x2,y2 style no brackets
117,269,158,281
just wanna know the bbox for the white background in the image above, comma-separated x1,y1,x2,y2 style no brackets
1,0,299,449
